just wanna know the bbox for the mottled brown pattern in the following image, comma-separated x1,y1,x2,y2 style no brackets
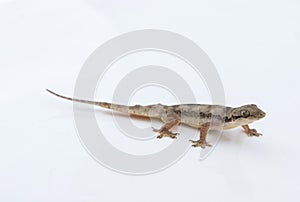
47,89,266,148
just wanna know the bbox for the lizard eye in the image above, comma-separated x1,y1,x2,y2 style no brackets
241,110,250,117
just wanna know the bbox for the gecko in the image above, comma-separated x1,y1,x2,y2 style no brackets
47,89,266,148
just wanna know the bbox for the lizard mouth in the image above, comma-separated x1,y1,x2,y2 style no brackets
225,115,245,122
258,111,266,118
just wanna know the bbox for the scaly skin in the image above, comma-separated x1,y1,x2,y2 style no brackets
47,89,266,148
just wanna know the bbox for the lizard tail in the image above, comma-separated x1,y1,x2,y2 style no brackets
46,89,129,113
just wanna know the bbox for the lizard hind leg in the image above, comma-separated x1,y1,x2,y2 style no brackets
190,122,212,148
152,112,180,139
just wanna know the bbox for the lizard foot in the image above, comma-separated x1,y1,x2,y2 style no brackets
189,140,212,148
152,127,179,139
246,129,262,137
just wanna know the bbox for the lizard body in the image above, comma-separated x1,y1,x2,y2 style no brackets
47,89,265,148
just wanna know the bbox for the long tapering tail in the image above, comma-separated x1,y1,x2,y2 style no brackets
46,89,129,113
46,89,164,118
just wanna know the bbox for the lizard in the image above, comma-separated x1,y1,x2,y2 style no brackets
46,89,266,148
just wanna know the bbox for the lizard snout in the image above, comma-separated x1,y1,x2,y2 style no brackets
258,110,266,119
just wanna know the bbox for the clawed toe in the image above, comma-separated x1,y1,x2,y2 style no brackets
252,133,262,137
189,140,212,148
156,134,163,139
153,128,179,139
156,132,178,139
247,129,263,137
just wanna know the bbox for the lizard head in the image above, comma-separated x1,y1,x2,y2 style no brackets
227,104,266,124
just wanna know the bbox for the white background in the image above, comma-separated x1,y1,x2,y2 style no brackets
1,0,300,201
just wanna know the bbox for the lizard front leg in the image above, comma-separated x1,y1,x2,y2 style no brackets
190,122,212,148
242,125,262,137
152,112,180,139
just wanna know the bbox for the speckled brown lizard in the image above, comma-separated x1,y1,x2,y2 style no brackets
47,89,266,148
